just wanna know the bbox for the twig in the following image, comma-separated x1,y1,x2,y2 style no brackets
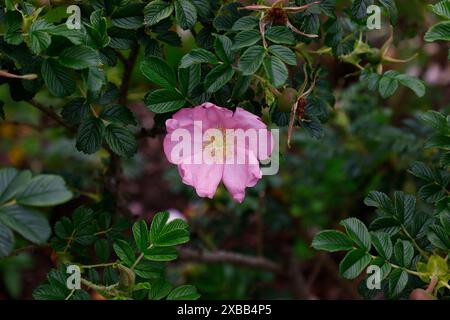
27,99,74,132
177,248,281,273
119,45,139,105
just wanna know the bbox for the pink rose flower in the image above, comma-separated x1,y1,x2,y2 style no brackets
163,103,273,203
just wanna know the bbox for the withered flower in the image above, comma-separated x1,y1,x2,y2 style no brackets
242,0,321,47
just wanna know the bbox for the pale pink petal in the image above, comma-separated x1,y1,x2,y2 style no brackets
179,155,224,199
222,148,262,203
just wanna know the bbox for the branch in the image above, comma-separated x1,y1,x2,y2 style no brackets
177,248,281,273
27,99,74,133
119,45,139,105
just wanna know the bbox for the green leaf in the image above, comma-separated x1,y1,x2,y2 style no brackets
16,175,73,207
370,232,393,259
339,249,372,279
364,191,395,215
238,46,265,76
167,285,200,300
133,220,150,252
111,3,145,29
311,230,354,252
153,219,189,247
231,30,261,51
99,105,137,126
379,0,398,24
351,0,374,20
144,246,178,261
0,168,32,204
268,45,297,66
204,64,235,93
175,0,197,30
427,225,450,250
104,124,138,158
58,45,100,70
409,161,435,182
148,278,172,300
378,74,399,98
265,26,295,45
61,99,90,125
179,49,218,68
425,21,450,42
149,212,189,247
113,239,136,267
440,211,450,234
431,0,450,19
393,191,415,223
394,74,426,98
263,56,288,88
0,205,50,244
232,16,259,31
0,222,14,258
134,261,164,279
144,89,186,113
41,59,76,97
421,111,449,134
340,218,371,250
388,269,408,297
393,240,414,267
179,64,201,97
29,20,53,54
214,35,234,63
76,117,105,155
95,239,110,263
141,56,177,89
144,0,174,26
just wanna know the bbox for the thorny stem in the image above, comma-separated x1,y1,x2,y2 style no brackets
81,278,120,295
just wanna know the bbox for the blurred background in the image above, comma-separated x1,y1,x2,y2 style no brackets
0,0,449,299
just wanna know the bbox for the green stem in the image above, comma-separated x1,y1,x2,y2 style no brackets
400,225,429,259
80,262,118,269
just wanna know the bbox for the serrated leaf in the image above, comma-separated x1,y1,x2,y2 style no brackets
388,269,408,297
431,0,450,19
141,56,177,89
370,232,393,259
179,48,218,68
148,278,172,300
378,74,398,98
113,239,136,267
204,64,235,93
0,205,50,244
144,246,178,261
95,239,110,263
0,222,14,258
340,218,371,250
179,64,201,96
104,124,138,158
145,89,186,113
76,117,105,155
232,16,259,31
41,59,76,97
58,45,100,70
175,0,197,30
351,0,374,20
144,0,174,26
238,46,265,76
268,45,297,66
133,220,149,252
0,168,32,204
265,26,295,45
394,74,425,98
393,240,414,267
29,20,53,54
167,285,200,300
214,35,234,63
61,99,90,125
339,249,371,279
99,105,137,126
263,56,288,88
311,230,354,252
425,21,450,42
379,0,398,24
231,30,261,51
16,175,73,207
